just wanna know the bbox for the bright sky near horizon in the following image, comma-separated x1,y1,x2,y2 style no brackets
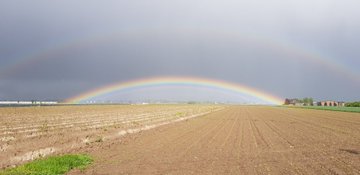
0,0,359,103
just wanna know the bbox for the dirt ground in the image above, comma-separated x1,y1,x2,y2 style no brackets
70,106,360,175
0,105,222,168
1,105,360,174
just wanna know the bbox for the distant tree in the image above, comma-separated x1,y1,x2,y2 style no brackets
345,102,360,107
284,99,290,105
309,98,313,105
300,98,308,104
302,97,313,106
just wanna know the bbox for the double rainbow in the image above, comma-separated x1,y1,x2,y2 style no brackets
1,29,359,84
65,76,283,105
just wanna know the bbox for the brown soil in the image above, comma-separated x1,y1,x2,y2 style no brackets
0,104,222,168
70,106,360,175
1,105,360,174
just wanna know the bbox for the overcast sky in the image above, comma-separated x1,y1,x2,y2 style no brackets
0,0,359,103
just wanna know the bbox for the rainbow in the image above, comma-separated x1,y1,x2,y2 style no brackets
1,28,359,84
65,76,284,105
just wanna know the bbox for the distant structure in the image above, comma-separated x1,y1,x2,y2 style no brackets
284,98,304,106
284,98,345,107
316,101,345,107
0,101,58,105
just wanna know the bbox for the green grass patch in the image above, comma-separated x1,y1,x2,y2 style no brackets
0,154,92,175
281,105,360,113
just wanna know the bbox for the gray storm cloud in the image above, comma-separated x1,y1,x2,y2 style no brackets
0,0,359,102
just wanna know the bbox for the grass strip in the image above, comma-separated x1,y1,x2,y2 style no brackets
279,105,360,113
0,154,92,175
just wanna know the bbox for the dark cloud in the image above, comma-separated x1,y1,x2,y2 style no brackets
0,0,359,102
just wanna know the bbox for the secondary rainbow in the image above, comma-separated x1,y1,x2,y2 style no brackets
1,29,359,84
65,76,283,105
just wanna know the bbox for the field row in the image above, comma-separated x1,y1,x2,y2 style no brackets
78,106,360,174
0,105,223,168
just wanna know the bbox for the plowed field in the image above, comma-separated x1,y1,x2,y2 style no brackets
0,105,222,168
74,106,360,175
2,105,360,174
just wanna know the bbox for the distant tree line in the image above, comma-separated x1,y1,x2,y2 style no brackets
345,102,360,107
301,97,314,106
295,97,314,106
284,97,313,106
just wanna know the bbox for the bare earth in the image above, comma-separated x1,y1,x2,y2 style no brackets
0,105,222,168
73,106,360,175
1,105,360,174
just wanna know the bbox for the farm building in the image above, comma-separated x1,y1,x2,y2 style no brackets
317,101,345,107
0,101,32,105
0,101,58,105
